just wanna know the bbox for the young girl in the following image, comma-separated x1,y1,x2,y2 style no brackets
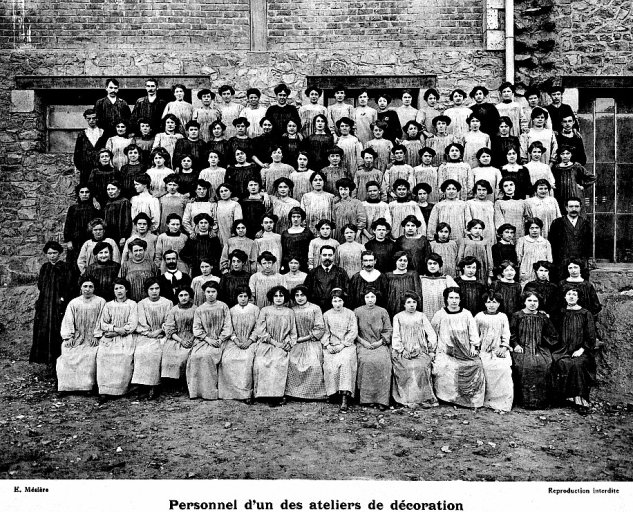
525,142,556,192
177,154,198,198
189,281,232,400
225,148,261,200
207,120,230,168
413,183,434,226
501,146,532,200
411,147,439,203
182,179,215,236
299,86,328,138
524,260,560,317
336,117,363,179
510,290,558,409
192,89,221,143
300,171,334,235
437,143,474,201
153,114,183,162
220,219,256,274
262,146,294,196
491,116,520,169
306,114,335,172
472,148,502,200
444,88,471,140
458,219,493,284
360,181,391,244
520,106,558,165
240,88,267,138
158,175,187,233
239,178,269,239
516,217,553,286
551,287,597,412
154,213,189,273
353,288,392,410
426,179,472,243
365,121,393,172
336,224,365,276
401,120,424,168
430,222,458,278
254,213,283,273
162,287,196,388
215,183,244,246
492,223,518,269
253,286,297,405
427,115,457,167
281,118,304,166
416,88,441,140
191,259,221,306
462,113,491,169
162,84,193,132
283,257,307,293
466,180,496,243
327,84,354,136
352,89,378,145
308,219,339,270
391,291,438,408
94,278,138,402
289,151,316,203
220,286,259,402
526,179,562,238
354,148,383,202
332,177,366,242
146,148,173,198
388,179,426,239
431,286,485,408
454,256,487,315
217,85,242,139
495,176,532,238
495,82,526,137
281,206,313,273
396,90,419,129
420,252,457,321
394,214,431,275
271,177,300,234
474,292,513,411
132,119,155,168
198,150,226,202
552,145,595,214
491,260,522,315
105,121,131,171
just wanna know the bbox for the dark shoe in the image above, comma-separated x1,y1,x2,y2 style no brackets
148,387,160,401
340,395,349,412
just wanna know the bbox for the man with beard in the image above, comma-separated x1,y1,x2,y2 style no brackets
347,251,389,310
159,250,193,304
304,246,349,312
548,197,592,272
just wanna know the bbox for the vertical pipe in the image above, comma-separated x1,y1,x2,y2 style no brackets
505,0,515,83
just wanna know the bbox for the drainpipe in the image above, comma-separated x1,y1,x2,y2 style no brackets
505,0,515,83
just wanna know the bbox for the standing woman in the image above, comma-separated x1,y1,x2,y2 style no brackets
510,290,559,409
300,171,334,236
271,177,300,235
253,286,297,405
306,114,335,172
551,287,597,413
63,185,101,276
354,288,393,410
431,287,485,408
31,241,75,371
287,285,327,400
219,286,259,402
281,207,314,273
515,217,553,286
420,253,457,322
385,251,423,318
131,277,172,399
322,289,358,411
391,291,438,408
56,276,106,393
189,281,233,400
94,278,138,402
162,286,196,388
162,84,193,133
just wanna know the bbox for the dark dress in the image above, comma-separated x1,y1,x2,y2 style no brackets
225,163,261,200
253,133,279,166
347,271,389,311
523,279,560,317
119,162,146,199
240,197,268,239
88,165,120,207
556,131,587,166
454,277,487,315
546,103,576,133
364,238,396,274
558,279,602,317
103,197,132,244
63,200,101,274
74,131,107,183
420,203,434,226
500,166,532,199
173,138,207,172
31,261,74,364
491,280,522,315
180,234,222,278
281,228,314,272
551,163,595,213
491,242,518,268
306,133,335,171
281,134,305,166
266,104,301,135
177,171,199,198
510,310,559,409
394,236,431,275
470,103,502,137
218,270,251,307
551,307,596,402
83,260,121,302
385,270,423,317
490,135,520,169
206,139,231,167
377,110,402,142
227,137,256,164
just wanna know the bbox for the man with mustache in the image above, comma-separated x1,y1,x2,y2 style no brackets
304,246,349,312
347,251,389,310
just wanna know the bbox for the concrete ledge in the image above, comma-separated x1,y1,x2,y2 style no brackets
10,90,36,113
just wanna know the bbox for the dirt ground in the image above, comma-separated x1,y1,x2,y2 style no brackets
1,330,632,481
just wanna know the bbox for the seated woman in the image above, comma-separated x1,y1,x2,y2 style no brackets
189,281,232,400
219,286,259,403
510,290,559,409
56,276,106,394
131,277,172,400
253,286,297,406
474,291,514,412
551,287,597,414
354,288,393,410
391,291,438,408
322,289,358,412
287,285,327,401
94,278,138,403
432,286,485,408
162,286,196,390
